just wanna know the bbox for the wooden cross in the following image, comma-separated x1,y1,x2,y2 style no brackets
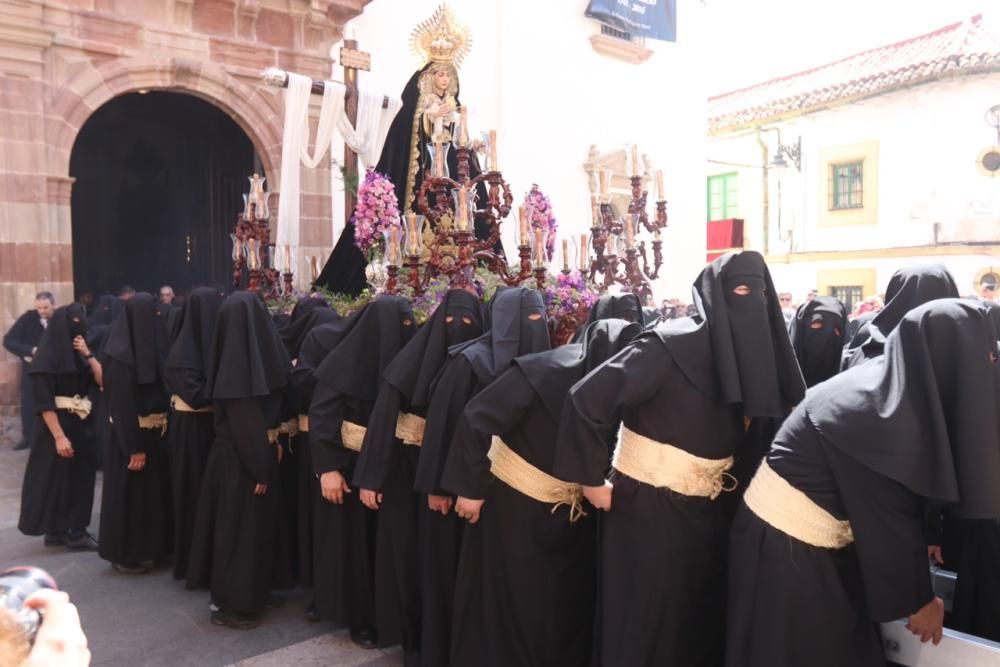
340,40,372,222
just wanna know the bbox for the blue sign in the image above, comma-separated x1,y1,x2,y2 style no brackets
585,0,677,42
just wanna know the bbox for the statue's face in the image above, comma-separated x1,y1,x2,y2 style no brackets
433,68,451,95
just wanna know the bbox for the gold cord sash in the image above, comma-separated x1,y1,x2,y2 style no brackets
341,420,367,452
744,460,854,549
266,418,299,445
170,395,213,413
298,414,309,433
612,426,736,499
54,395,92,420
395,412,426,446
488,436,586,523
138,412,168,436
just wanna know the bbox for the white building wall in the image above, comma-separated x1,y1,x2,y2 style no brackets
336,0,710,299
708,71,1000,300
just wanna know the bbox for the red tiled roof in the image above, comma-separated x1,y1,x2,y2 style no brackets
708,15,1000,134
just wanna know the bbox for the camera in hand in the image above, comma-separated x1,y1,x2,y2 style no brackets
0,566,57,641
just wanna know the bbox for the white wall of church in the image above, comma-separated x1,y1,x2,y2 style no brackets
707,71,1000,298
334,0,711,299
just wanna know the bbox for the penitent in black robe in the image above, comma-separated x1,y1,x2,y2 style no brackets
162,287,223,579
19,303,98,538
309,297,415,633
414,287,550,667
3,309,45,447
353,290,484,654
186,290,291,617
99,358,172,566
726,412,932,667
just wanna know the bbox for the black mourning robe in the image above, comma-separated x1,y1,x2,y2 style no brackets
99,293,172,567
789,296,848,387
841,264,958,369
19,304,97,537
186,291,291,617
85,295,123,468
442,319,641,667
570,294,642,343
308,297,416,632
553,252,804,667
353,289,484,653
4,309,45,447
414,287,550,667
287,314,357,588
162,287,223,579
728,298,1000,666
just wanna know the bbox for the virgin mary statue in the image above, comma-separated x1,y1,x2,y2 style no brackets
316,5,485,296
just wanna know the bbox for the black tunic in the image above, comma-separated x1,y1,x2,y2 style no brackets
3,309,44,446
99,357,172,566
442,366,597,667
186,395,283,614
554,333,741,667
18,371,97,535
726,411,933,667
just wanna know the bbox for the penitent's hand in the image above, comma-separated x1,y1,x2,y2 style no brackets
55,435,74,458
127,452,146,472
583,481,614,511
427,494,453,515
320,471,351,504
907,597,944,645
360,489,383,510
455,497,484,524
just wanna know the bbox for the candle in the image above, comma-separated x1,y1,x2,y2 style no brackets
625,216,635,249
580,234,589,270
656,169,664,200
599,170,609,199
488,129,497,170
388,226,399,265
459,106,469,146
406,213,417,255
434,116,443,140
592,203,601,227
518,205,529,246
653,229,661,242
632,144,640,176
606,234,618,255
457,186,469,231
433,142,444,178
562,239,570,271
533,228,545,268
284,245,291,272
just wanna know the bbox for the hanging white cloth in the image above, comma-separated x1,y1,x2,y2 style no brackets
301,81,345,168
338,88,402,169
276,73,312,274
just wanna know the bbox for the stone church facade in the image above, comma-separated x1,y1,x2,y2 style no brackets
0,0,369,444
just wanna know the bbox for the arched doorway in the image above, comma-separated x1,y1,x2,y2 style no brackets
70,91,262,296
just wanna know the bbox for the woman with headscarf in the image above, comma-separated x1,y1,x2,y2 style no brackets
726,299,1000,666
444,318,643,667
99,292,172,574
185,291,291,629
308,296,417,647
352,289,484,658
789,296,848,387
569,293,642,342
162,286,224,580
414,286,551,667
842,264,958,369
18,303,102,550
553,251,804,666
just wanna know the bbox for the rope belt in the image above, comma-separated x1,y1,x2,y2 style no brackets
170,395,213,413
341,420,367,452
488,436,586,523
266,418,300,445
744,460,854,549
54,395,92,420
612,426,736,499
138,412,168,436
395,412,425,446
298,414,309,433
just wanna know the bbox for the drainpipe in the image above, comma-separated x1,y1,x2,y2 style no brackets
756,129,770,256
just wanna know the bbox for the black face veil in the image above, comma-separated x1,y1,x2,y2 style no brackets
790,296,848,387
692,251,805,417
460,287,550,386
383,289,484,407
102,292,167,385
30,303,90,376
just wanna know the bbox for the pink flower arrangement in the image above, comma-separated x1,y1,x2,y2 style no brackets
352,169,401,258
544,270,598,323
523,184,557,261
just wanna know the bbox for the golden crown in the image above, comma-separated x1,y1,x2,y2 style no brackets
410,4,472,67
